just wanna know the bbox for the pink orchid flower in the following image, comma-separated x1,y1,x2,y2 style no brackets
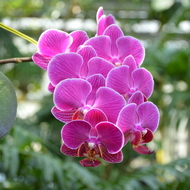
52,78,126,123
61,108,124,167
32,29,89,70
84,24,145,66
116,101,160,154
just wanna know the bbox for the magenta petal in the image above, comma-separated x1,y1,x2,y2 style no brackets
32,52,51,70
60,144,78,157
122,55,138,72
132,68,154,98
80,158,101,167
96,7,104,21
51,106,77,123
54,79,92,110
77,46,97,78
48,53,83,86
96,122,124,154
130,130,142,146
104,24,124,56
137,102,160,132
86,74,105,105
106,66,129,94
84,36,111,60
84,108,108,127
88,57,115,78
117,36,145,66
38,29,72,56
69,30,89,52
116,103,138,133
48,83,55,93
128,91,145,105
93,87,126,123
99,144,123,163
61,120,91,149
133,145,154,155
97,15,106,36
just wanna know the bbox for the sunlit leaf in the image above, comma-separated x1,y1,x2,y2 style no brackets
0,71,17,138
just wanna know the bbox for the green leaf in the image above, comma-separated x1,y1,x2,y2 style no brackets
0,71,17,138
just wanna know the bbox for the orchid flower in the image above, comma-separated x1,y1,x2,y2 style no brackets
116,101,160,154
106,63,154,100
61,108,124,167
52,78,126,123
96,7,116,36
84,24,145,66
32,29,89,70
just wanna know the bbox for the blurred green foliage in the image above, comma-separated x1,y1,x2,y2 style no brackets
0,0,190,189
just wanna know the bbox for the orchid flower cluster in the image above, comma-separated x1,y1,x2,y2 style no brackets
32,7,160,167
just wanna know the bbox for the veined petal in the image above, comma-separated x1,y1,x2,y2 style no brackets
80,158,102,167
128,91,146,106
97,15,106,36
69,30,89,52
137,102,160,132
60,144,78,157
88,57,115,78
99,144,123,163
106,66,130,95
54,79,92,110
32,52,51,70
93,87,126,123
96,6,104,21
84,108,108,128
51,106,77,123
38,29,72,56
61,120,91,149
116,103,138,133
104,24,124,56
133,145,154,155
84,36,111,61
77,46,97,78
132,68,154,98
117,36,145,66
122,55,138,72
47,53,83,86
96,122,124,154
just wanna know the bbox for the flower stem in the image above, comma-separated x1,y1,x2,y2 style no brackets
0,57,33,65
0,22,38,45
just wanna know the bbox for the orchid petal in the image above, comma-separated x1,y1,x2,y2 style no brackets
117,36,145,66
51,106,77,123
47,83,55,93
38,29,72,56
130,130,142,146
84,108,108,127
133,145,154,155
96,122,124,154
116,103,138,133
104,24,124,56
80,158,102,167
128,91,145,105
88,57,114,78
32,52,51,70
61,120,91,149
142,128,154,143
48,53,83,86
106,66,129,94
84,36,111,61
97,15,106,36
77,46,97,78
99,144,123,163
60,144,78,157
93,87,126,123
54,79,91,110
86,74,105,105
122,55,138,72
137,102,160,132
69,30,89,52
132,68,154,98
96,7,104,21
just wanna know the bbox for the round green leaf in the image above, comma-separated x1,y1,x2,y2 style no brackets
0,72,17,138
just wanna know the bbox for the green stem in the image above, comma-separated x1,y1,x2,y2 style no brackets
0,22,38,45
